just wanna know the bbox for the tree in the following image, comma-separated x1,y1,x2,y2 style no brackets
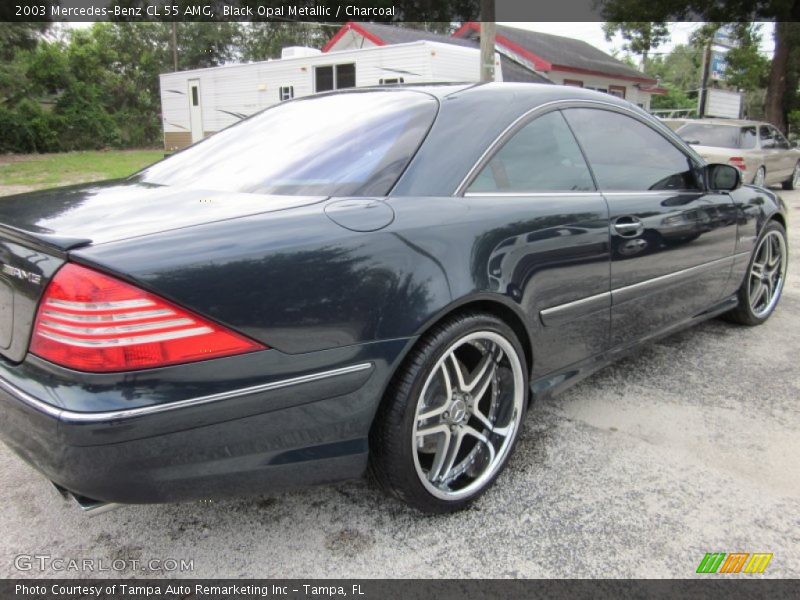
0,23,49,61
603,21,670,68
598,0,800,131
649,85,697,111
645,43,702,92
724,24,770,92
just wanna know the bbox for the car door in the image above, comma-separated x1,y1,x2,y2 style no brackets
463,109,611,377
562,106,739,348
759,124,784,183
770,126,794,180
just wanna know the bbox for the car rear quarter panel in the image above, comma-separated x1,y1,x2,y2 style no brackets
70,201,453,354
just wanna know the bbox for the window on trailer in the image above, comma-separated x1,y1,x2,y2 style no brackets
279,86,294,101
314,64,356,93
609,85,626,98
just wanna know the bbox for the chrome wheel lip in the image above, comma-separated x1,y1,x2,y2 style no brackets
411,330,524,502
748,230,787,319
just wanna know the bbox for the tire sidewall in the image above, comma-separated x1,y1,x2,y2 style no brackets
393,313,528,512
739,221,788,324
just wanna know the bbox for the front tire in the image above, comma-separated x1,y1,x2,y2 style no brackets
369,312,528,513
723,220,788,326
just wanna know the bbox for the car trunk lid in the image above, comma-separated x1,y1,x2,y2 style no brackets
0,180,326,363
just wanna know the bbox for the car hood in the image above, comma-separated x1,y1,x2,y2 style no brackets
0,180,326,251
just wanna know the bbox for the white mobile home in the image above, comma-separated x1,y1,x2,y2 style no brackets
159,41,501,150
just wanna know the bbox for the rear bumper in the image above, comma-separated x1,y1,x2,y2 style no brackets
0,338,411,504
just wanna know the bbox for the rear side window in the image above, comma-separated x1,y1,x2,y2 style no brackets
741,126,757,149
677,123,756,149
138,91,437,197
467,111,595,193
564,108,700,191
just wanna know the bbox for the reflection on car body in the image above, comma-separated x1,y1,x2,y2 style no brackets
0,83,788,514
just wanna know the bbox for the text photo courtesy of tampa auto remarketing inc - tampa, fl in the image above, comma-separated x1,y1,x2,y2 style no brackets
0,0,798,598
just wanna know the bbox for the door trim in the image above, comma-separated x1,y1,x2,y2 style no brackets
539,253,749,324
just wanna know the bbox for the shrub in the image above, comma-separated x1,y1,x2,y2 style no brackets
0,107,35,153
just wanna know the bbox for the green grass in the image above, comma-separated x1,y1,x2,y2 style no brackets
0,150,164,190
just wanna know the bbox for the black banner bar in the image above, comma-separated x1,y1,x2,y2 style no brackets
2,580,800,600
1,0,792,23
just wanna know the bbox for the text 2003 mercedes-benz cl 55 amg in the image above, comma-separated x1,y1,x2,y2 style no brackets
0,84,788,513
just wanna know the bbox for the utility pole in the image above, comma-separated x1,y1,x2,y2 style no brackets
697,42,712,117
171,22,178,72
480,0,496,82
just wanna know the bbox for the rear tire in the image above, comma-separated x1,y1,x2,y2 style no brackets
782,162,799,190
369,312,528,514
723,220,787,326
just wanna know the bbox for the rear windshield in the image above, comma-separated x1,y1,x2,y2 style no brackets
136,91,438,196
677,123,757,150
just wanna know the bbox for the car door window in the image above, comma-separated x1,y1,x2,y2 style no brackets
772,127,790,149
760,125,775,148
563,108,701,191
467,110,595,193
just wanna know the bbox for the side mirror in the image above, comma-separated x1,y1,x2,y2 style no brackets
705,163,741,191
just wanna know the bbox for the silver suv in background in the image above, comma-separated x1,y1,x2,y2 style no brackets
675,119,800,189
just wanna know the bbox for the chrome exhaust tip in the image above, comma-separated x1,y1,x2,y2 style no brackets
52,483,122,516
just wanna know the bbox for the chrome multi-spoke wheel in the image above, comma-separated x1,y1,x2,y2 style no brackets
748,230,787,318
370,313,527,513
412,331,524,500
723,221,787,326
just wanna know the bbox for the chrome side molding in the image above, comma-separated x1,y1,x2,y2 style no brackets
0,362,374,424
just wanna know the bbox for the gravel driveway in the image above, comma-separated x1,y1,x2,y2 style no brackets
1,190,798,579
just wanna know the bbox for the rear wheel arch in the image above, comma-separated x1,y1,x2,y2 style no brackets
369,295,534,434
368,305,530,512
412,295,533,375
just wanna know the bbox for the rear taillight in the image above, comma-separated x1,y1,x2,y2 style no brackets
728,157,747,171
30,263,265,372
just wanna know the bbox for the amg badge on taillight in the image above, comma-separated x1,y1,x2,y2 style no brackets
30,263,265,372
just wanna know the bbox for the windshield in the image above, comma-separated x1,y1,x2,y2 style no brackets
137,91,438,196
677,123,757,150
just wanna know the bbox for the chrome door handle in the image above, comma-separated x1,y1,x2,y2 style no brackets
613,217,644,237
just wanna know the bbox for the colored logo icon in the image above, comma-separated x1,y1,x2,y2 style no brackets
696,552,773,574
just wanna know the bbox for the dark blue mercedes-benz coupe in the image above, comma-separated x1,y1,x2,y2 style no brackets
0,83,788,513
